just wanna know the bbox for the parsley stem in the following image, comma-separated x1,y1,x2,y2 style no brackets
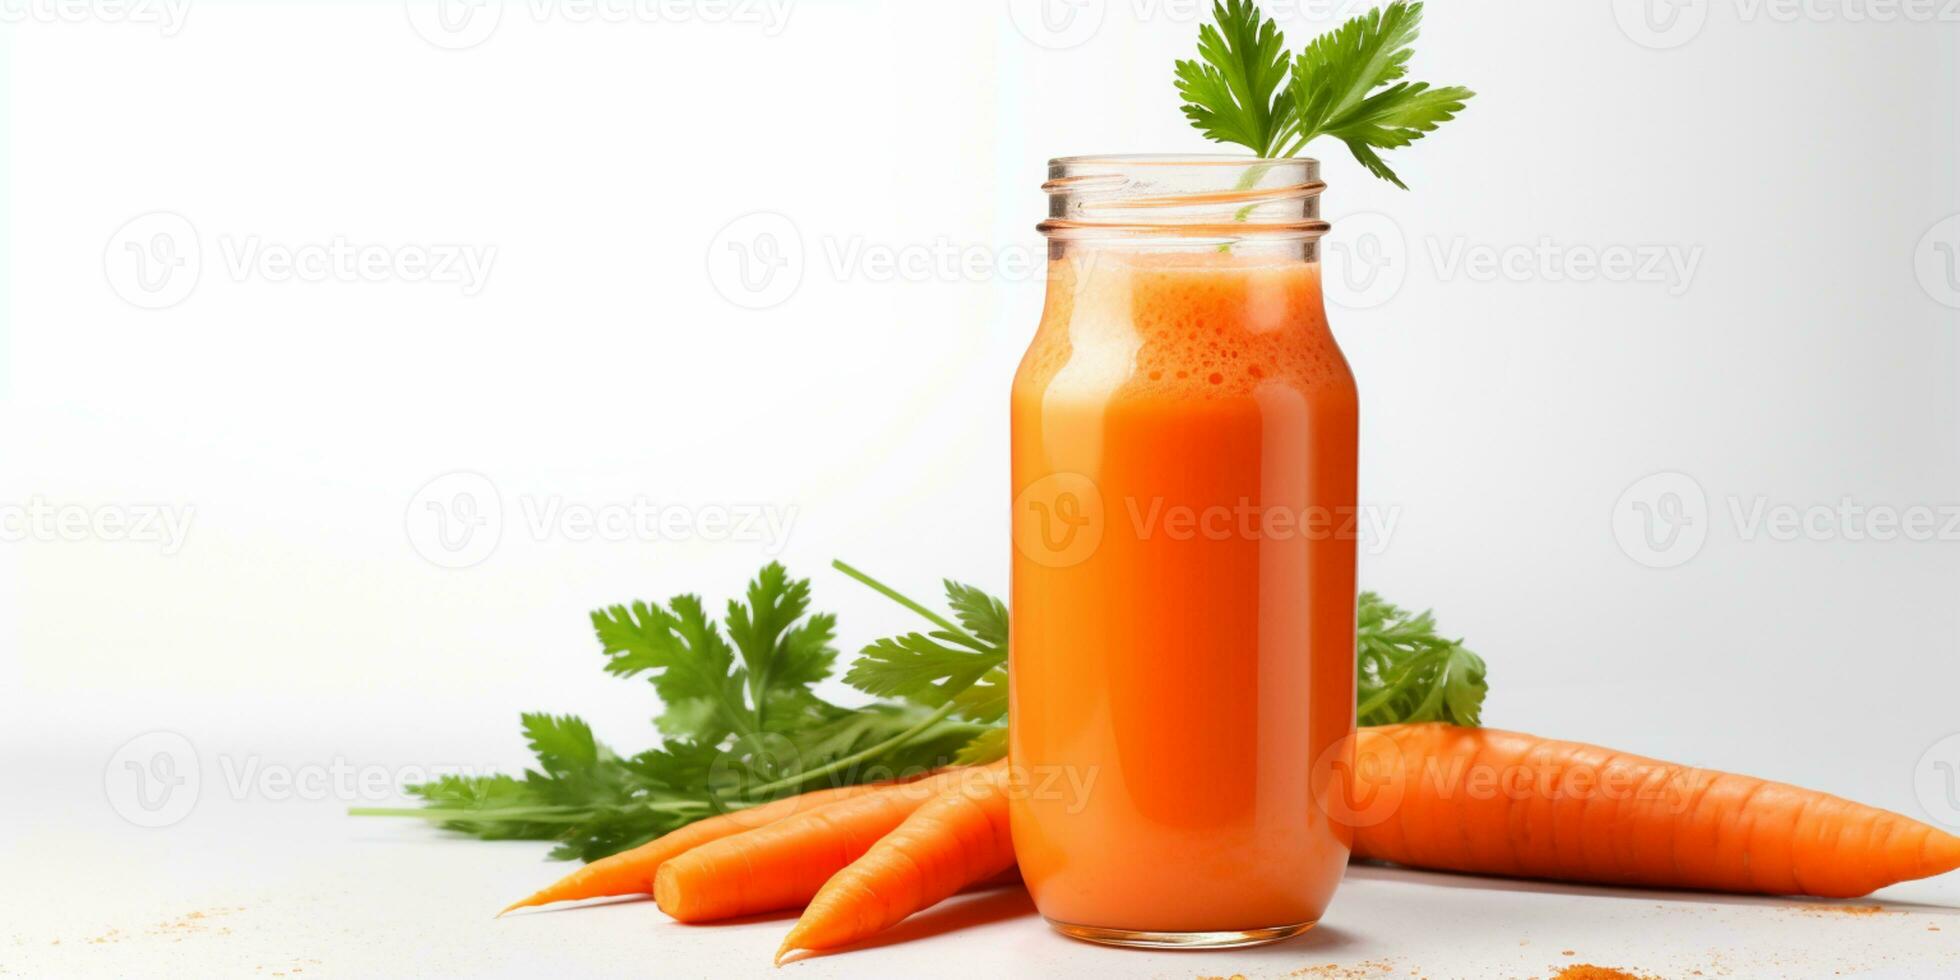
830,558,982,649
742,700,960,799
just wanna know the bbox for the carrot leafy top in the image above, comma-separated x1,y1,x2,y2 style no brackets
1357,592,1486,727
1174,0,1474,188
366,563,1483,861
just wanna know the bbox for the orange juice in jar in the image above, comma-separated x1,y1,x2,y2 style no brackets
1009,156,1356,947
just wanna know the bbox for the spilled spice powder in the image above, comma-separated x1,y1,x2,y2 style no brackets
1793,903,1886,916
1552,967,1655,980
1290,960,1400,978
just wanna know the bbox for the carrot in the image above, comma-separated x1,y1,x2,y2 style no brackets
775,767,1015,963
500,778,914,914
653,761,1006,923
1347,724,1960,898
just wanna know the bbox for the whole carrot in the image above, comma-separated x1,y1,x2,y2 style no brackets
501,778,909,914
654,762,1005,923
776,767,1015,963
1347,724,1960,898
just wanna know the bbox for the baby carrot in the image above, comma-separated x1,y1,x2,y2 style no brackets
776,767,1015,963
1348,724,1960,898
501,778,910,914
654,762,1005,923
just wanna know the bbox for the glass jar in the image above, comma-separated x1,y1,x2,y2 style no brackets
1008,155,1357,948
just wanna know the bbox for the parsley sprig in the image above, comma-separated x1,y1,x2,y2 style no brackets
1357,591,1487,726
355,562,1483,862
1175,0,1472,188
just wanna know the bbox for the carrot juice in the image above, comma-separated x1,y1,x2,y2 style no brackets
1009,156,1355,947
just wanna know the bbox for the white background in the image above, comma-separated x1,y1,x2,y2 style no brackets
3,1,1959,977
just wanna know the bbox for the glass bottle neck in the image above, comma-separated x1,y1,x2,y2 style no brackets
1039,155,1328,258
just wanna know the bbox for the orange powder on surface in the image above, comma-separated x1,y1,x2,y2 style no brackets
1553,967,1654,980
1793,902,1887,916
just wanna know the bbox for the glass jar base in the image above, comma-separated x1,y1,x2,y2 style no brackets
1045,918,1317,950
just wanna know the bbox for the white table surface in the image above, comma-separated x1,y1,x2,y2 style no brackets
8,780,1958,980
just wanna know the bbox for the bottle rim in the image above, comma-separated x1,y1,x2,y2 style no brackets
1040,154,1328,242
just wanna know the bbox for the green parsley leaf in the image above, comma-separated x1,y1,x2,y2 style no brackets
1174,0,1297,157
592,593,748,742
1356,591,1488,726
832,562,1010,759
954,727,1009,767
1178,1,1473,188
